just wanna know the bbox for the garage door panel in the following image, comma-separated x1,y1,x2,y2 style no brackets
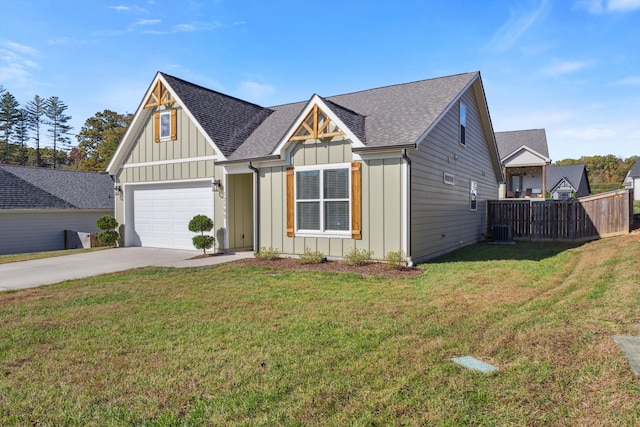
131,182,214,250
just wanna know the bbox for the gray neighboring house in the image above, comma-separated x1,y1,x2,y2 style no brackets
545,164,591,200
107,71,504,264
495,129,551,199
0,165,114,255
623,158,640,200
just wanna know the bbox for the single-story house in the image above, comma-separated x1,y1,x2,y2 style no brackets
495,129,551,199
106,71,504,264
0,164,114,255
545,164,591,200
623,157,640,200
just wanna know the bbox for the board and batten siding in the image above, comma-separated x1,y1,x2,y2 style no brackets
410,87,499,262
0,210,110,255
504,150,547,167
258,137,403,260
114,105,218,241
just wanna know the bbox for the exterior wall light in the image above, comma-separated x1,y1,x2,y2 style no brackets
212,179,222,192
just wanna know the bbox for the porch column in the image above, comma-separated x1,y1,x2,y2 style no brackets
542,165,547,199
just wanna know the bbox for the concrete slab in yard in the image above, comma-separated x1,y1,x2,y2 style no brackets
613,336,640,377
451,356,498,373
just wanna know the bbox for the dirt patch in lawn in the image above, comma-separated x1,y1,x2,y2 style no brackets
230,257,423,279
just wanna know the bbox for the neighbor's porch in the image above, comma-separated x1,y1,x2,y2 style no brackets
502,165,546,199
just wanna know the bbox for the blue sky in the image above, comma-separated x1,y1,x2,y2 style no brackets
1,0,638,161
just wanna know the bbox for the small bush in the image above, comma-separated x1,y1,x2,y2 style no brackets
343,248,373,266
97,231,119,247
188,215,214,233
96,215,119,247
299,248,325,264
188,215,214,254
255,247,280,260
192,235,214,253
386,250,407,270
96,215,119,231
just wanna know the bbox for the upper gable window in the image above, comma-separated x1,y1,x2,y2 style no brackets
160,111,171,139
154,109,177,143
459,103,467,146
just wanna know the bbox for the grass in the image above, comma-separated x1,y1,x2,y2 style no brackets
1,236,640,425
634,200,640,215
0,247,108,265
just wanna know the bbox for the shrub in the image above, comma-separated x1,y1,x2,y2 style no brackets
188,215,214,254
97,231,119,247
343,248,373,266
299,248,325,264
96,215,119,247
255,247,280,260
386,250,407,270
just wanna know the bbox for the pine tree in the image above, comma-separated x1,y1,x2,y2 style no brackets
0,91,20,164
13,109,30,165
44,96,72,169
26,95,46,167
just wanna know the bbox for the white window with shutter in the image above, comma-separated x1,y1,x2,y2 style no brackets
294,163,351,236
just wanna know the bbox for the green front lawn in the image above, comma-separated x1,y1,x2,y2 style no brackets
0,246,108,265
1,237,639,425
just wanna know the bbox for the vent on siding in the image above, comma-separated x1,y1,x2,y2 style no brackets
491,224,512,243
443,172,455,185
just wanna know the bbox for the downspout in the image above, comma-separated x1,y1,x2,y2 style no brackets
402,149,413,267
248,162,260,253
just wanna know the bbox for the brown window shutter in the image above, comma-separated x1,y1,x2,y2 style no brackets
351,162,362,239
170,108,177,140
286,167,295,237
153,111,160,143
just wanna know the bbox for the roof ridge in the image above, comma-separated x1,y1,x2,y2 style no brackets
0,164,107,175
160,72,272,112
267,71,478,109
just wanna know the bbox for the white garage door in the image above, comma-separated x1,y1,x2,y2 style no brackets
130,181,214,250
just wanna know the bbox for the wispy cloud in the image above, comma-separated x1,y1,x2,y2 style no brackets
0,40,41,88
611,75,640,85
237,81,275,102
540,59,591,76
575,0,640,13
142,21,222,35
135,19,161,26
485,0,550,51
108,5,130,12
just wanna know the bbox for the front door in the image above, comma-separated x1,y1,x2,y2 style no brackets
227,173,254,250
511,175,523,197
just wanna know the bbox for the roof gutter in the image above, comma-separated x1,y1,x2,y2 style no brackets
248,161,260,253
217,155,280,166
352,143,416,154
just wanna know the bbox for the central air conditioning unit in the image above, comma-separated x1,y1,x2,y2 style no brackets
491,224,512,243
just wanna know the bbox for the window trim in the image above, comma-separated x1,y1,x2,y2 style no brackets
294,163,352,237
470,180,478,212
159,110,172,140
459,102,467,146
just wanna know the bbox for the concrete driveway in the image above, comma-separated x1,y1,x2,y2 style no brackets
0,247,253,291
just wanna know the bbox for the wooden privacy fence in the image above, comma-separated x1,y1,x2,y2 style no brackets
488,189,633,241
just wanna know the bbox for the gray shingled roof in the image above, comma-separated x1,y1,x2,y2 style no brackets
161,73,273,157
495,129,549,161
629,158,640,178
546,164,588,191
228,72,478,160
0,165,114,210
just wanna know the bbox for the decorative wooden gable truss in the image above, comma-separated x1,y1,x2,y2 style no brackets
289,104,345,141
144,80,177,142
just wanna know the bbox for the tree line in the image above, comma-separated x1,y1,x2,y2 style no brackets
0,85,132,171
553,155,638,187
